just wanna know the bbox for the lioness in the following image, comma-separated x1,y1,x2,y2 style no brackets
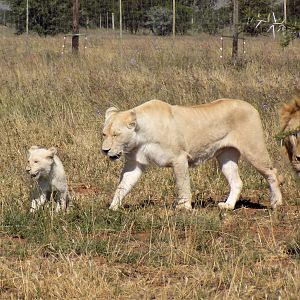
280,97,300,177
26,146,71,212
102,99,282,210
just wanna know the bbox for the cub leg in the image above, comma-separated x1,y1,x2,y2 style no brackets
30,191,47,212
217,148,243,210
173,156,192,210
56,190,68,212
109,160,144,211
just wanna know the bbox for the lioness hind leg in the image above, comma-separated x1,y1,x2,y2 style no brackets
243,149,282,209
217,148,242,210
173,156,192,210
253,164,282,209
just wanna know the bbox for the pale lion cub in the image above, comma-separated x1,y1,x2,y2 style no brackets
26,146,71,212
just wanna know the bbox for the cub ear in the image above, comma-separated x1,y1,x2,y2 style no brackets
47,147,57,159
28,145,40,153
105,107,118,120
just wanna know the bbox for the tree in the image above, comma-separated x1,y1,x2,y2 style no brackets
175,4,193,35
145,6,172,36
123,0,145,34
8,0,72,35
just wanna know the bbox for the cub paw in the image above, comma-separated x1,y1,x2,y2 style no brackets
109,204,119,211
271,199,283,209
175,202,192,210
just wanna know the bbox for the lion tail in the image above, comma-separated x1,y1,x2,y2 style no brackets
280,96,300,130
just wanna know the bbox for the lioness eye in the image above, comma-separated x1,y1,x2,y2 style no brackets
34,160,38,163
102,133,106,137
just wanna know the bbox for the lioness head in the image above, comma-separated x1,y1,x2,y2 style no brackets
102,107,137,161
26,146,57,179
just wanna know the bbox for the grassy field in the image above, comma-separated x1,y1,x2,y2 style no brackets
1,26,300,299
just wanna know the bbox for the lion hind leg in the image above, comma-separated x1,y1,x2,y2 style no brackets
217,148,242,210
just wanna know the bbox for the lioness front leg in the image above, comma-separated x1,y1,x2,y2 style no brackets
173,156,192,210
30,192,47,212
109,160,144,210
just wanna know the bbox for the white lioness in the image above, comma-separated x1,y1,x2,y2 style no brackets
102,99,282,210
280,96,300,177
26,146,71,212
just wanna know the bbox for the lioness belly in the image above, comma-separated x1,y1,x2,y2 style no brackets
188,143,223,167
136,143,174,167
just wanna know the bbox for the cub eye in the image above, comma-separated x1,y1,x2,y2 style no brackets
102,133,106,137
34,160,38,163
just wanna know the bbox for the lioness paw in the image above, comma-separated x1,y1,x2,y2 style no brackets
218,202,235,210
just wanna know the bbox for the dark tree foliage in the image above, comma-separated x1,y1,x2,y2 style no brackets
8,0,72,35
145,6,172,36
6,0,300,38
123,0,145,34
287,0,300,23
239,0,286,36
175,4,193,35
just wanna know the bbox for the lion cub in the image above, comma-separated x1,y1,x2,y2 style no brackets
26,146,71,212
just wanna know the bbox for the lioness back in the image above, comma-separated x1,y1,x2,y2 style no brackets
134,99,263,159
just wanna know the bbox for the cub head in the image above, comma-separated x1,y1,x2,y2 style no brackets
26,146,57,179
102,107,137,161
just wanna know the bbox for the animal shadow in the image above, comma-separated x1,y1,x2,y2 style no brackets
234,198,267,210
123,199,156,210
192,197,216,209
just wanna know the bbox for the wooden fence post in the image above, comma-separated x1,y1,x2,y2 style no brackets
72,0,80,54
232,0,239,65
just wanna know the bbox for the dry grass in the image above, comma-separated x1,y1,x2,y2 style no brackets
1,26,300,299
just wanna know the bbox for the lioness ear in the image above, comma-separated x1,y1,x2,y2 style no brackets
127,111,137,129
28,145,40,153
105,107,118,120
127,121,136,129
47,147,57,159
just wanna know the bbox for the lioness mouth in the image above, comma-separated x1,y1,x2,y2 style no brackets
31,173,38,178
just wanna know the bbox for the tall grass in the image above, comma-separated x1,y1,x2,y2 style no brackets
1,26,300,299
